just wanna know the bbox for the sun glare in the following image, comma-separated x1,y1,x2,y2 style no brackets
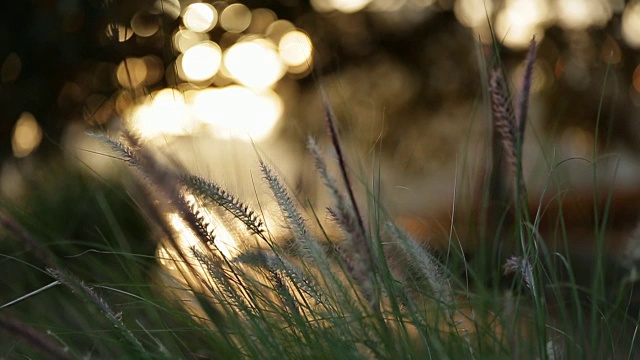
192,85,283,141
131,88,193,139
224,40,284,89
180,41,222,82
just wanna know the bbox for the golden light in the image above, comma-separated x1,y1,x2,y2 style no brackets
168,209,238,259
311,0,372,13
131,11,160,37
142,55,165,85
12,112,43,158
454,0,493,28
266,20,295,45
368,0,407,12
622,2,640,48
495,0,547,49
310,0,334,12
173,29,209,53
224,40,284,89
105,24,133,42
556,0,611,30
279,30,313,67
116,57,147,88
192,85,283,141
180,41,222,82
220,3,252,33
331,0,372,13
156,246,179,271
130,88,194,139
247,8,277,34
183,3,218,33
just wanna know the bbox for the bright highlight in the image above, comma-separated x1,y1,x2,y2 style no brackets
131,88,193,138
12,112,42,158
224,40,284,89
279,30,313,67
192,85,283,141
180,41,222,81
183,3,218,33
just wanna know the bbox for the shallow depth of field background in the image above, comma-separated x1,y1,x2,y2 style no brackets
2,0,640,207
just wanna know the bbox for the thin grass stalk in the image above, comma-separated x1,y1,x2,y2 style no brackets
590,56,615,356
311,138,374,307
318,89,373,272
46,268,150,358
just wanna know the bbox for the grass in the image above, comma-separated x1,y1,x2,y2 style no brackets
1,37,640,359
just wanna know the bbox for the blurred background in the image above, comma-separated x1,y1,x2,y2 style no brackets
2,0,640,244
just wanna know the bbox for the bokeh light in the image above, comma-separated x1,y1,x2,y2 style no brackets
224,40,284,89
11,112,43,158
556,0,612,30
192,85,283,141
454,0,493,29
311,0,372,13
142,55,165,85
266,20,295,45
279,30,313,67
180,41,222,82
220,3,252,33
622,2,640,48
105,24,133,42
131,88,194,138
247,8,277,34
495,0,548,49
183,3,218,33
131,11,160,37
173,29,209,53
116,57,147,88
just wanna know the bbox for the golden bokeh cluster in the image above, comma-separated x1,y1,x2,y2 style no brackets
105,2,314,142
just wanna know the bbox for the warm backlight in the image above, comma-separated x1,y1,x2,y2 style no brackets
183,3,218,33
131,88,193,138
279,30,313,67
12,112,42,158
224,40,284,89
192,85,283,141
180,41,222,82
